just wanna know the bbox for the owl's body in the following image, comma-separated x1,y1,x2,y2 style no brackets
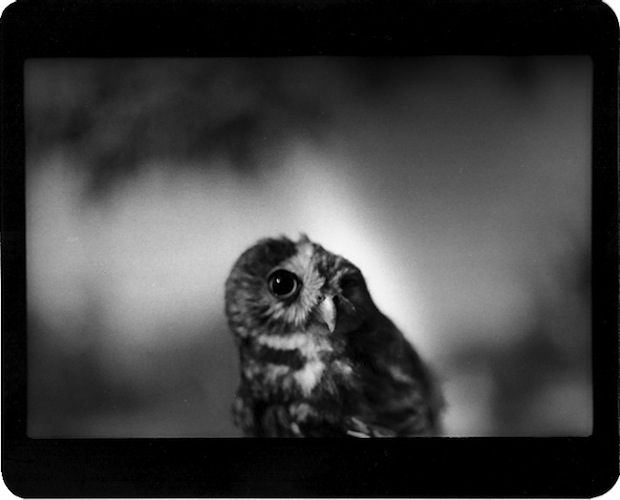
225,235,442,437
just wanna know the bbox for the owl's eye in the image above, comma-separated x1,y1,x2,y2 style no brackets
267,269,300,298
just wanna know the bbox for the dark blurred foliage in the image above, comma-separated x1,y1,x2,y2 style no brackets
28,57,544,200
26,57,547,194
27,59,336,199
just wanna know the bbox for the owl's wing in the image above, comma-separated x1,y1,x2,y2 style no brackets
353,316,443,437
385,338,444,436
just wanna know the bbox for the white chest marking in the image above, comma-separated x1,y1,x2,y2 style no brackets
256,333,328,395
256,332,331,359
293,359,325,396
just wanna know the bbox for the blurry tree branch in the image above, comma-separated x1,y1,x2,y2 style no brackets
26,59,332,199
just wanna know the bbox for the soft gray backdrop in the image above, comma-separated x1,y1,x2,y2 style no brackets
26,57,592,437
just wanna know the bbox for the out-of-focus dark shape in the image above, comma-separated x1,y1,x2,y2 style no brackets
26,59,331,199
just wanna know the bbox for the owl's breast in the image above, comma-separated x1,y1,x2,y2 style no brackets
240,331,356,401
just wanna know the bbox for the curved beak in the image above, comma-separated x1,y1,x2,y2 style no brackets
317,295,337,333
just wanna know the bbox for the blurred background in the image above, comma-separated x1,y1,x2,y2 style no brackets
25,57,592,437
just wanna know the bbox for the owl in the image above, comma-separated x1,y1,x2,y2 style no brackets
224,234,442,437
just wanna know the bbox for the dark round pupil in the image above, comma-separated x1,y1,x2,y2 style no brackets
269,270,298,297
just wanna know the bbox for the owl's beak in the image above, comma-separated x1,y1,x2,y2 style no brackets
317,295,337,333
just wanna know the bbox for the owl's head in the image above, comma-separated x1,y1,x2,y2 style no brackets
225,234,377,340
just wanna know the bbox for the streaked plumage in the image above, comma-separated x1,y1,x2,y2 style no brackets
225,234,442,437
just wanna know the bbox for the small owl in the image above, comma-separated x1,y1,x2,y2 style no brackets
225,234,442,437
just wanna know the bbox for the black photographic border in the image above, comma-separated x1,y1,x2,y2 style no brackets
1,0,618,496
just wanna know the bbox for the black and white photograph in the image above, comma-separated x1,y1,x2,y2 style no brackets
2,1,618,495
26,56,593,439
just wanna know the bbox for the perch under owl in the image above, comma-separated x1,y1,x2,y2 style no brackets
225,234,442,437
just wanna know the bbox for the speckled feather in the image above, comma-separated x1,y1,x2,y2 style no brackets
225,234,442,437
